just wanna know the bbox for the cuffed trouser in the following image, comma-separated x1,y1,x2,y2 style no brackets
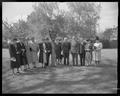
71,53,78,66
45,52,51,66
79,52,85,66
63,53,69,65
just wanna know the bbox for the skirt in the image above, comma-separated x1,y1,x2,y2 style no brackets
85,51,91,63
93,50,101,61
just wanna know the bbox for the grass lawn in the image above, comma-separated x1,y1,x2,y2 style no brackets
2,48,117,93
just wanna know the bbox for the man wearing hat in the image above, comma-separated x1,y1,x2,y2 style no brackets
78,38,86,66
55,38,62,65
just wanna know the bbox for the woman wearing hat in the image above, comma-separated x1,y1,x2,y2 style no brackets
29,37,39,68
85,39,92,66
9,38,21,74
23,37,32,69
93,37,103,65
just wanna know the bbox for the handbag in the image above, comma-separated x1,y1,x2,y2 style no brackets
10,57,16,62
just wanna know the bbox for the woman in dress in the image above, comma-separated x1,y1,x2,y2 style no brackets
29,37,39,68
93,38,103,65
9,38,21,74
24,38,32,69
85,39,92,66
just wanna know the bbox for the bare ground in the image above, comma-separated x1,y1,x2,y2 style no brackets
2,49,117,93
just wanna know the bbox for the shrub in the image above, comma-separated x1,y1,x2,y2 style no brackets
101,39,117,49
2,41,9,49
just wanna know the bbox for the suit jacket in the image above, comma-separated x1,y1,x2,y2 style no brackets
16,42,22,55
62,42,71,54
9,43,17,59
71,40,79,53
55,42,62,56
78,42,85,54
20,42,27,56
39,42,44,63
45,42,52,53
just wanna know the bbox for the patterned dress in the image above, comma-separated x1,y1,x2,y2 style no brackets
29,41,39,63
93,42,103,61
85,43,91,65
24,41,33,64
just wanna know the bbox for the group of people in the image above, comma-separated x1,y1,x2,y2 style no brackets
8,36,103,75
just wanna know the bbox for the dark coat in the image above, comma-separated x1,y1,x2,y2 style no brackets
45,42,52,53
16,42,24,65
62,42,71,54
71,40,79,53
55,42,62,59
78,42,86,54
20,42,28,65
39,43,44,63
20,42,27,56
9,43,21,69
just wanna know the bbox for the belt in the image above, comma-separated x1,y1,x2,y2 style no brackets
85,50,90,52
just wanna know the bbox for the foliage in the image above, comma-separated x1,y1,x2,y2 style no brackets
103,28,113,40
67,2,101,38
3,2,101,41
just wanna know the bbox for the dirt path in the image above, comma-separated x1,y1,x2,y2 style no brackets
2,49,117,93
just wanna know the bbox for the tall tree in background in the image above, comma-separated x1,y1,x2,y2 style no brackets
3,2,101,64
27,2,61,66
3,20,29,40
2,21,13,40
103,28,114,40
67,2,101,38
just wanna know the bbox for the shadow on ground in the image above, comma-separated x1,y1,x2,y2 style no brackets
2,58,117,93
2,49,117,93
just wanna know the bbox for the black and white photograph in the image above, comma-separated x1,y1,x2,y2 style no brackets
2,2,118,93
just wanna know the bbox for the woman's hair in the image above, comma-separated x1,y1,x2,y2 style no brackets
12,38,17,41
96,36,99,40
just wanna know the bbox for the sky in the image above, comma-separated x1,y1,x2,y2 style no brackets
2,2,118,32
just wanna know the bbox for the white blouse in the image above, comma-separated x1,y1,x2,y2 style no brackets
94,42,103,51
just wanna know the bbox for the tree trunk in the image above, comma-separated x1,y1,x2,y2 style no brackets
51,41,56,66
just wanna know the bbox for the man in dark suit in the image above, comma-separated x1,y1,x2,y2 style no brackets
59,38,63,64
62,37,71,65
55,38,62,65
44,38,52,67
78,38,86,66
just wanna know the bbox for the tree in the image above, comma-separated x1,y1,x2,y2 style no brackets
27,2,61,66
2,21,16,40
67,2,101,38
103,28,113,40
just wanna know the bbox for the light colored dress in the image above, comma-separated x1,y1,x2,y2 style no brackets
43,43,47,64
29,41,39,63
24,41,33,64
71,39,78,53
85,43,91,65
93,42,103,61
